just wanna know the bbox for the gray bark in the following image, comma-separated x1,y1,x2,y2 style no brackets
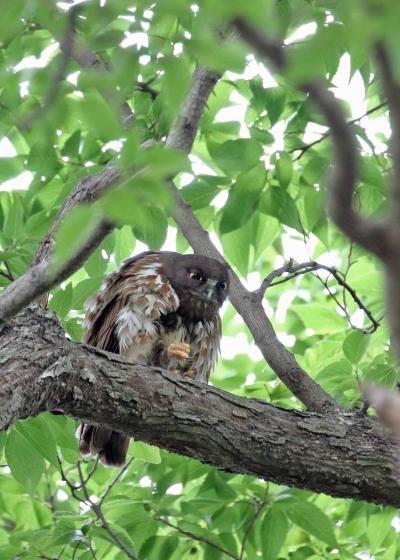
1,306,400,508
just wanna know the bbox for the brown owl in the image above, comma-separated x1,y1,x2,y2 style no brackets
77,251,229,466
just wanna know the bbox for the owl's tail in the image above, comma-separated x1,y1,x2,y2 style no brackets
77,424,129,467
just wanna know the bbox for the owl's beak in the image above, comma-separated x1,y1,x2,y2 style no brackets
202,279,218,303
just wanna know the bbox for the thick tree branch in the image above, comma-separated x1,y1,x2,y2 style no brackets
233,17,391,260
2,306,400,507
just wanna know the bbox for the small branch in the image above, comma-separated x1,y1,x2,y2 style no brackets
255,260,380,334
136,80,159,100
19,7,79,130
0,217,113,324
234,17,391,261
157,517,239,560
239,486,269,560
98,458,132,508
164,66,337,412
291,102,387,160
59,458,141,560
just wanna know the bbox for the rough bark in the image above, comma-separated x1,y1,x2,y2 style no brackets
2,306,400,508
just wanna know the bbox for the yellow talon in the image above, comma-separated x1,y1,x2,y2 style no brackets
167,342,190,361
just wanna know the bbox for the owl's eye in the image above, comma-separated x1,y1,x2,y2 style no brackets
188,270,203,281
219,281,228,290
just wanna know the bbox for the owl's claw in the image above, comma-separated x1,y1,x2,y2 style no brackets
183,368,195,379
167,342,190,361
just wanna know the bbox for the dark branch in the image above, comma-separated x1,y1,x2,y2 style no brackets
255,260,380,334
291,102,387,160
1,306,400,507
234,17,391,260
157,518,239,560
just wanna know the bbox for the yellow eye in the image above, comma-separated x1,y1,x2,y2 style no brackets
219,281,228,290
188,271,203,281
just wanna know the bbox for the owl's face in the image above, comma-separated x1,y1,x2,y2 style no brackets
162,253,229,308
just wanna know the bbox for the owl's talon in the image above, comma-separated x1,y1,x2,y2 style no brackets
167,342,190,361
183,369,195,379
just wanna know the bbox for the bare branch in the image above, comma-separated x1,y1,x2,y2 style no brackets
233,17,390,260
166,65,220,152
255,260,380,334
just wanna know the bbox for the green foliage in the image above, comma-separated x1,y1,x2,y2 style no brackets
0,0,396,558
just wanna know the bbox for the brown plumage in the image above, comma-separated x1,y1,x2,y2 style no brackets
78,251,229,466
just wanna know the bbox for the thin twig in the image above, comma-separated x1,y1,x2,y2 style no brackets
255,260,380,334
291,102,387,160
239,485,269,560
19,7,79,130
98,458,132,507
76,460,140,560
157,517,239,560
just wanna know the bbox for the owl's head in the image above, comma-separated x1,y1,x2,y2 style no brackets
162,252,229,308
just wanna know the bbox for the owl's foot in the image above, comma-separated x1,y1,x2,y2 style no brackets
167,342,190,361
183,368,195,379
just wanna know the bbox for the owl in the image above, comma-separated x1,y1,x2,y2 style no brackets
78,251,229,466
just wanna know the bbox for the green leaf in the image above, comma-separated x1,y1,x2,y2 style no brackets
129,441,161,464
133,205,168,250
208,139,263,176
53,205,98,268
292,303,346,334
274,152,293,189
343,331,370,364
260,187,301,231
219,164,266,234
3,199,24,241
49,283,73,319
261,508,288,560
263,87,286,124
181,177,221,210
79,91,123,141
285,500,337,547
114,225,135,264
367,510,395,552
14,416,58,468
5,428,44,492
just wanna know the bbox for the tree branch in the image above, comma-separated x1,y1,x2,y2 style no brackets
2,306,400,507
19,6,79,130
291,102,387,160
255,260,380,334
157,518,239,560
233,17,391,260
59,457,140,560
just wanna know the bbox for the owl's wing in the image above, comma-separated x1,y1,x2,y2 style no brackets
83,252,179,355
